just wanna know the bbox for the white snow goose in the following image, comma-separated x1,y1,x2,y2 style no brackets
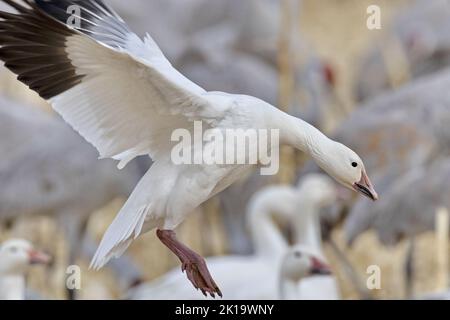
0,0,378,298
279,244,332,300
0,239,51,300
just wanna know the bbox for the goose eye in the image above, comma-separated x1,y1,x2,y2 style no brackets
9,247,18,254
351,162,358,168
294,251,302,258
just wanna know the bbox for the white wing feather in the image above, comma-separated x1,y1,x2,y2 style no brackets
51,33,223,168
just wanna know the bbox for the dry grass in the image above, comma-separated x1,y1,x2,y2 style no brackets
325,229,445,299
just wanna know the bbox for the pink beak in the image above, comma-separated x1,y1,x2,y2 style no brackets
310,257,332,276
353,169,379,201
28,249,51,265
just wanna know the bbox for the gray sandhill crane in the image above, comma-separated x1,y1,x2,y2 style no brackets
318,69,450,298
335,69,450,242
345,159,450,298
346,159,450,246
355,0,450,102
301,67,450,240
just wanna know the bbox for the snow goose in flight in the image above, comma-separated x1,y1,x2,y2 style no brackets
0,0,377,297
0,239,51,300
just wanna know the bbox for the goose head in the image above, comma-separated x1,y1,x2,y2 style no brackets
311,142,378,201
281,247,332,282
0,239,51,276
298,174,339,207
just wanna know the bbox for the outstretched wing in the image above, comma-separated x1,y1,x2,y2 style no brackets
0,0,227,167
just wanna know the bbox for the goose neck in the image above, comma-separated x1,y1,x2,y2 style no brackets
0,275,26,300
247,201,288,258
293,200,323,252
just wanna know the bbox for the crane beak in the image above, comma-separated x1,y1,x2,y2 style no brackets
310,257,332,276
28,249,51,265
353,169,378,201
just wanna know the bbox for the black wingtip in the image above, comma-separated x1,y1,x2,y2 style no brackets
0,0,84,100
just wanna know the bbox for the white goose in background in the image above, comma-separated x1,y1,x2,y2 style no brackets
0,0,378,297
291,175,341,299
222,174,341,299
128,173,339,300
0,239,50,300
129,244,332,300
279,244,332,300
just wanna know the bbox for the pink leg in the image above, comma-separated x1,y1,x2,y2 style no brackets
156,229,222,298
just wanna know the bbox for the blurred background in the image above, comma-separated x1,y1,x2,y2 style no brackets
1,0,450,300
